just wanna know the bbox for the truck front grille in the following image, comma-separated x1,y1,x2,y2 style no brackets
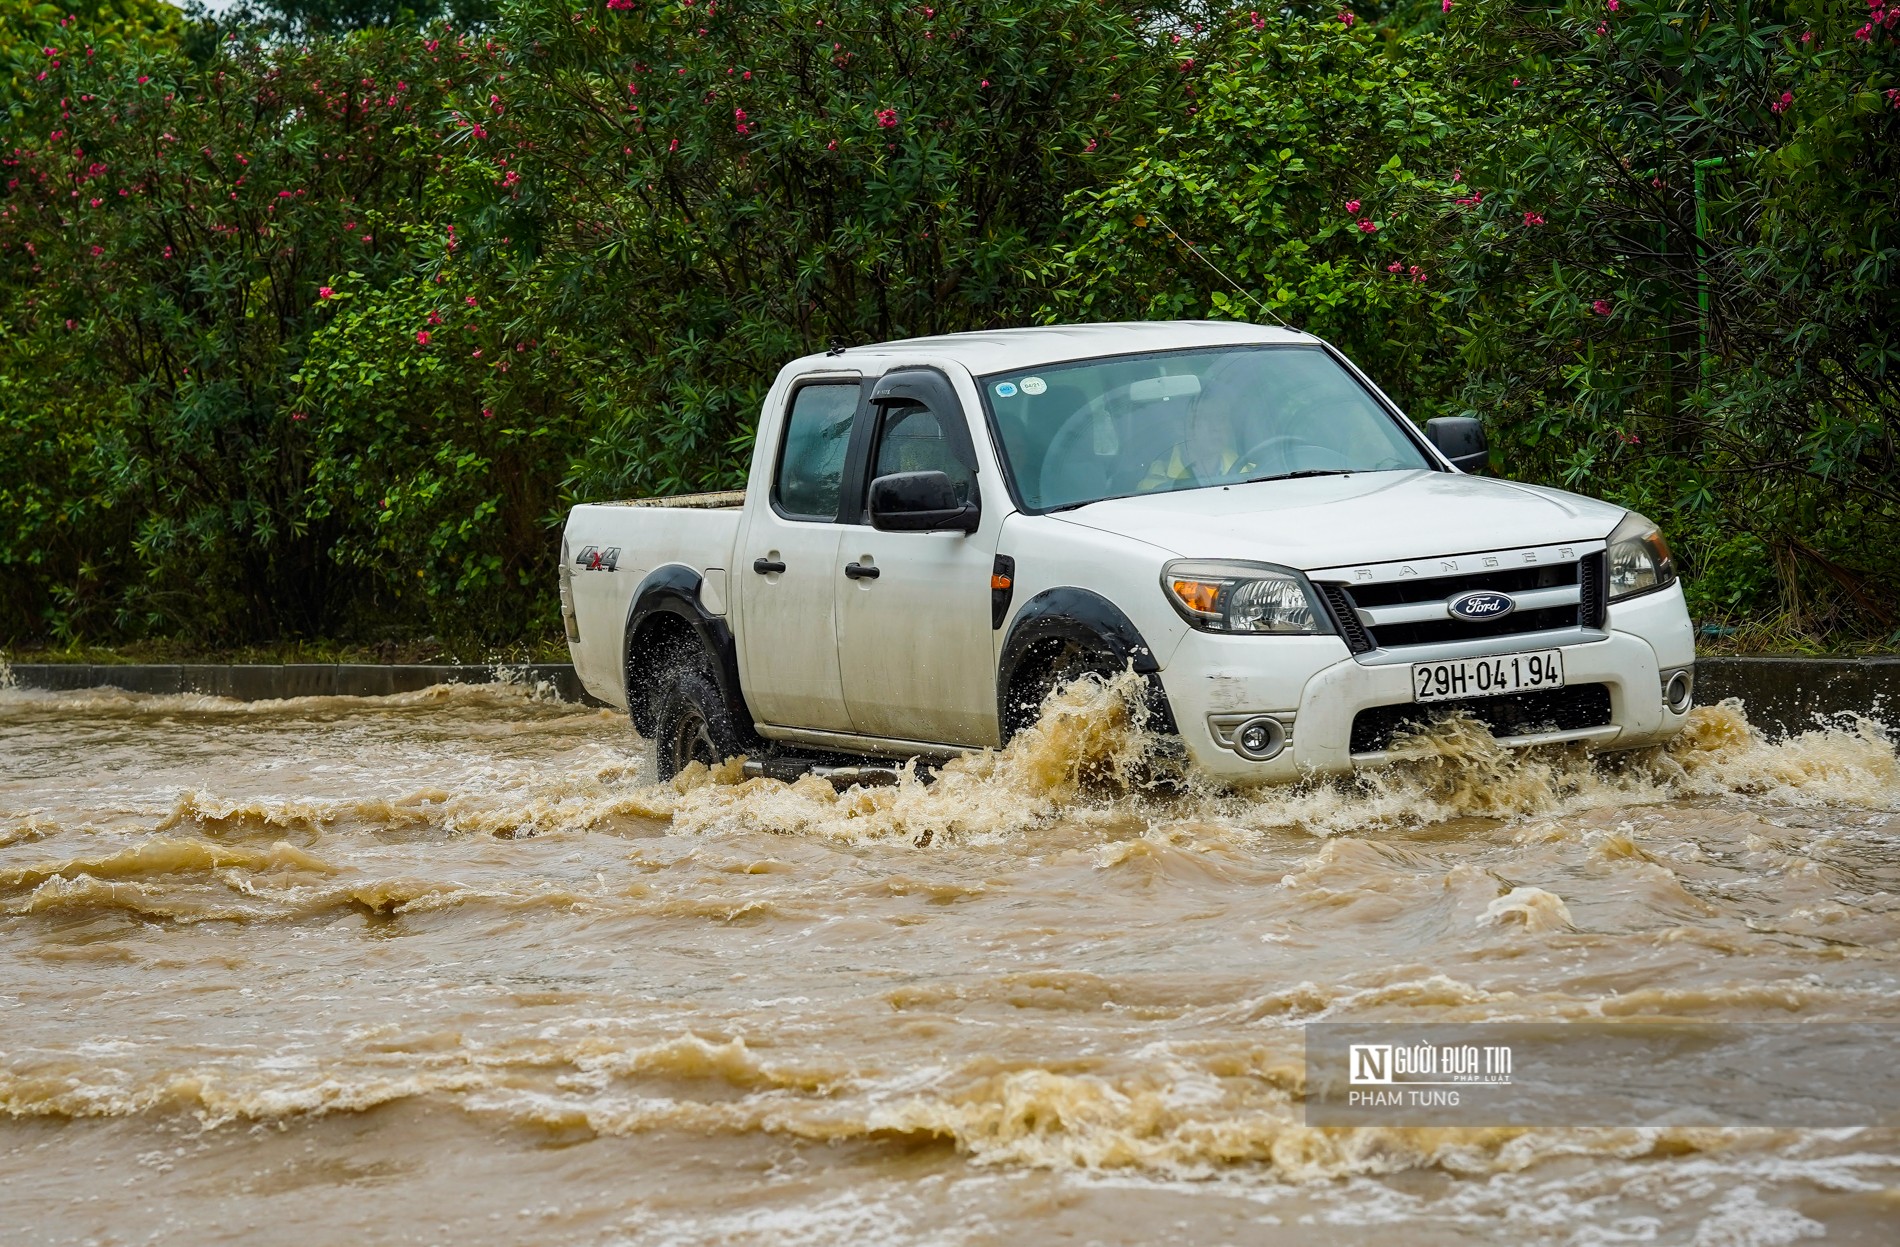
1349,684,1613,754
1317,554,1606,654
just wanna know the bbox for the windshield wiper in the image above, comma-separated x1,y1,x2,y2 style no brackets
1243,469,1354,484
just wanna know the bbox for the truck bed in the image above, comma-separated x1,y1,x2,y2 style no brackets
563,497,747,708
597,491,746,510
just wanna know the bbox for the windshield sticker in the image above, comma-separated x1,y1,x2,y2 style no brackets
994,381,1018,398
1020,376,1047,396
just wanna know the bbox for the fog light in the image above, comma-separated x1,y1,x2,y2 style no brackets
1232,715,1287,762
1664,670,1693,714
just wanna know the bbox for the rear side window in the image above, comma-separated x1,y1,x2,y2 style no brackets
773,382,860,520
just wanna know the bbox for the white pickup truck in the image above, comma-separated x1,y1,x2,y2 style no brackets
560,321,1695,783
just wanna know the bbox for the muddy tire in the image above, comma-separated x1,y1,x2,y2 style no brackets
650,661,746,781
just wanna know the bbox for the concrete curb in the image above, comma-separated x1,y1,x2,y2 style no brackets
3,662,595,705
4,657,1895,738
1695,656,1900,737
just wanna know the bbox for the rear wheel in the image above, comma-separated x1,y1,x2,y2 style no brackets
650,662,747,780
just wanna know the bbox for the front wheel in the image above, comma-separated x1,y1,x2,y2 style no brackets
650,663,747,781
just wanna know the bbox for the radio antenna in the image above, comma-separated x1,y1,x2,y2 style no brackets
1143,209,1290,330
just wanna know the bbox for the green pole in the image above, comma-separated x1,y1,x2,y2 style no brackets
1693,156,1726,390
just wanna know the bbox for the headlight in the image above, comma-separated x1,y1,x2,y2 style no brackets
1606,511,1677,601
1161,560,1335,635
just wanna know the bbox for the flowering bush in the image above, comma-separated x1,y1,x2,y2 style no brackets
1428,0,1900,636
1058,0,1900,641
0,9,573,642
464,0,1184,504
4,0,1897,649
1051,11,1466,420
0,0,1190,645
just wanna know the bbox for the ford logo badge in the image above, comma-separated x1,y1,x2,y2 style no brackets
1448,590,1516,622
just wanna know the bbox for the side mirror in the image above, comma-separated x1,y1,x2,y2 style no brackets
868,470,979,533
1426,416,1489,473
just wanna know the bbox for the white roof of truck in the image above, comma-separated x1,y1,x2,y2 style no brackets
790,320,1315,377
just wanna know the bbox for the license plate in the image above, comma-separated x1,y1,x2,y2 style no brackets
1412,651,1565,703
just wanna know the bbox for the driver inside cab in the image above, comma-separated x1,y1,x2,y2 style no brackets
1137,387,1256,492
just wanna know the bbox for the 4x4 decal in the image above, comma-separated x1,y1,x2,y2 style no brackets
574,545,620,572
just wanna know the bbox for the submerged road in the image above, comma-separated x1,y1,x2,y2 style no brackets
1,678,1897,1244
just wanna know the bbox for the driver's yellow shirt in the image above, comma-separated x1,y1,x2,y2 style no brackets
1138,446,1250,492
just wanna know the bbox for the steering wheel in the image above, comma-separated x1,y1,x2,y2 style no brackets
1240,434,1353,477
1036,392,1117,507
1038,382,1179,505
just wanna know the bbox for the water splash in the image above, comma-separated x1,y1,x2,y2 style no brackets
642,681,1899,848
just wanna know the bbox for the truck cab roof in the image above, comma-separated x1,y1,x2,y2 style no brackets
792,320,1317,378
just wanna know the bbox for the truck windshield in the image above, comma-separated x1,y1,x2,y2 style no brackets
983,345,1433,512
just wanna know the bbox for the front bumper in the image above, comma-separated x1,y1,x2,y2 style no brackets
1158,582,1696,786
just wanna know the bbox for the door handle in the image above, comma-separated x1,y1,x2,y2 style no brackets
843,562,880,580
752,557,787,575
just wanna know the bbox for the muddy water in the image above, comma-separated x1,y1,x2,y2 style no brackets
2,676,1899,1245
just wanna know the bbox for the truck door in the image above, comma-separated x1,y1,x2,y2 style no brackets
735,378,863,733
836,370,1002,748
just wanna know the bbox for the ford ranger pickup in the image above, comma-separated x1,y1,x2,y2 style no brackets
559,321,1696,783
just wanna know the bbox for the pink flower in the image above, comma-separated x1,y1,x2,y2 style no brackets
1854,22,1873,40
416,330,431,344
1607,0,1618,9
427,310,444,325
318,286,334,298
464,296,477,307
1512,77,1522,86
1800,30,1814,43
1338,10,1355,25
876,107,898,128
1387,261,1403,272
1249,11,1265,30
1591,299,1612,316
1357,218,1378,233
607,0,632,9
980,79,988,88
1441,0,1452,10
291,411,307,421
1345,199,1361,215
668,138,680,152
482,408,494,419
1522,210,1545,226
1771,90,1792,113
1596,23,1608,34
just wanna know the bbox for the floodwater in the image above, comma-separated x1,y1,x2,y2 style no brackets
2,672,1898,1245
